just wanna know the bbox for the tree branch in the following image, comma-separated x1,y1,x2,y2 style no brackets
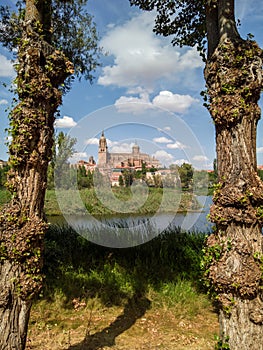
218,0,240,43
206,0,220,58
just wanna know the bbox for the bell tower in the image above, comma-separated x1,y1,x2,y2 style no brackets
98,131,109,166
132,141,140,155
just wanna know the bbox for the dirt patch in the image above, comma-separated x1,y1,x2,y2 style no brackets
26,295,218,350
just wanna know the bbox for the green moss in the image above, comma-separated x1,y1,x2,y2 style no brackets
215,334,230,350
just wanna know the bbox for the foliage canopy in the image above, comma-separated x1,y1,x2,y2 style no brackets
130,0,206,58
0,0,101,85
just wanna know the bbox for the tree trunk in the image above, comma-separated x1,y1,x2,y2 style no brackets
218,0,240,43
204,36,263,349
0,6,73,349
206,1,219,58
0,262,31,349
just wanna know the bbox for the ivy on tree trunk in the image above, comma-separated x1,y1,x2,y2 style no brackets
203,33,263,350
0,11,73,350
129,0,263,348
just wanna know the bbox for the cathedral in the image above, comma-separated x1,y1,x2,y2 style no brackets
98,131,161,169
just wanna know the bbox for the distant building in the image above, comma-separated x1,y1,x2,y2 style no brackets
146,169,180,187
111,168,123,187
98,131,161,169
75,156,96,173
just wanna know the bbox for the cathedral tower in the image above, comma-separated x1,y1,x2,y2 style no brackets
132,142,140,155
98,131,109,166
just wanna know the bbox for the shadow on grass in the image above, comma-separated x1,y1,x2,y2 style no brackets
40,224,209,348
67,295,151,350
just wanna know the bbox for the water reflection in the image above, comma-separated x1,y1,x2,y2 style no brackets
48,195,213,234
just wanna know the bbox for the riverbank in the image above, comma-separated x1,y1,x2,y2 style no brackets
45,187,201,217
0,188,202,217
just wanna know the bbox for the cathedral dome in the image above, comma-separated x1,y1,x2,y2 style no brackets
132,143,140,154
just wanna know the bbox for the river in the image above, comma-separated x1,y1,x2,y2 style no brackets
47,196,213,247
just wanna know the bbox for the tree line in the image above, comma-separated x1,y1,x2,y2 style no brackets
45,132,218,191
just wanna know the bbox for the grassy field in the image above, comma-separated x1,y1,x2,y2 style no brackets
25,224,218,349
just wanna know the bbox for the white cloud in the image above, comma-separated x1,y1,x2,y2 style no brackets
98,12,203,91
107,139,121,147
174,159,190,166
85,138,131,152
115,90,198,114
0,99,8,105
0,54,15,77
152,91,198,114
197,161,214,170
85,137,100,145
116,94,149,104
179,49,204,70
157,126,172,132
70,152,88,161
115,93,152,114
153,137,172,144
110,142,134,153
153,150,174,166
167,141,188,150
193,155,209,162
55,116,77,128
257,147,263,153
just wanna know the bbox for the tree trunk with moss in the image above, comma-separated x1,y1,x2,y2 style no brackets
0,1,73,349
129,0,263,347
203,1,263,348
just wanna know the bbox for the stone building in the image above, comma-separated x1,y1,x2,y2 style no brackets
75,156,96,172
98,131,160,169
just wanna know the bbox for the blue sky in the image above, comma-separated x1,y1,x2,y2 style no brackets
0,0,263,169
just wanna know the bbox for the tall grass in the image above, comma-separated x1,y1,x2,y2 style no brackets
43,222,207,306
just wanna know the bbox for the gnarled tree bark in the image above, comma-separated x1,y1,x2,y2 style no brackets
129,0,263,347
0,1,73,349
204,0,263,348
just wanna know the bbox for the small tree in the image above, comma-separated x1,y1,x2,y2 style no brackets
141,161,147,178
54,131,76,189
118,174,124,187
77,165,87,188
178,163,194,190
86,170,94,188
123,169,133,187
47,131,76,189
